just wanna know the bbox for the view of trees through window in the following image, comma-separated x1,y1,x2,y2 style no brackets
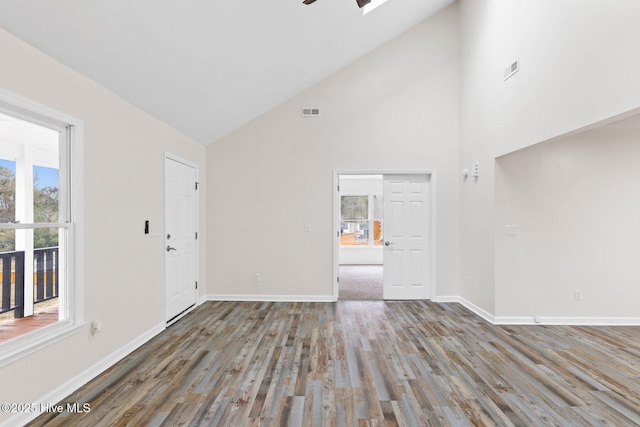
0,106,70,344
340,194,383,246
0,161,59,251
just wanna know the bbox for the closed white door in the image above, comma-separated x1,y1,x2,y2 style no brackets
165,156,197,322
383,174,430,300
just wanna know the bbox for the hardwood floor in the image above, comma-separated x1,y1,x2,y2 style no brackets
28,301,640,426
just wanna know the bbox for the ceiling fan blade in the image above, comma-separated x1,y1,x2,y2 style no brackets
302,0,371,8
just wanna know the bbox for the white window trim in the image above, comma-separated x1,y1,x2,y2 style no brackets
0,88,85,368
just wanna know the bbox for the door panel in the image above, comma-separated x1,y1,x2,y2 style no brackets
389,248,404,286
409,201,424,237
383,174,430,300
165,157,197,322
390,201,404,238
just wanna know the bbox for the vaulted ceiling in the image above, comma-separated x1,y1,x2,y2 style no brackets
0,0,454,145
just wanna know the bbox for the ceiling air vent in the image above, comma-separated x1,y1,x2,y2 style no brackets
302,108,320,117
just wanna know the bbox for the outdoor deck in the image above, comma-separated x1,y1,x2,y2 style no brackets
0,304,59,343
0,246,60,343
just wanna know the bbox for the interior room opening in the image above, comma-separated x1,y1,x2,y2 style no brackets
336,171,433,301
338,174,383,300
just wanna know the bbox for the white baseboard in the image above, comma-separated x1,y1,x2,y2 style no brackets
453,296,496,324
434,296,640,326
492,316,536,325
3,322,166,427
434,297,640,326
493,316,640,326
433,295,495,323
200,295,640,326
432,295,460,303
200,294,335,303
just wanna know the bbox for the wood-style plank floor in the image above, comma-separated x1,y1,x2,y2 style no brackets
28,301,640,426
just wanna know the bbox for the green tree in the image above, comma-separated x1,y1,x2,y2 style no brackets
341,195,368,220
0,166,15,251
34,183,59,248
0,166,59,251
0,165,15,222
33,170,59,249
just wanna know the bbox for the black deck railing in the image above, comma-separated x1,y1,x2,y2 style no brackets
0,251,25,318
0,247,58,318
34,247,59,305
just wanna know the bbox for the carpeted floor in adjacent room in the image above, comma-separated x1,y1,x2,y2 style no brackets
338,264,382,300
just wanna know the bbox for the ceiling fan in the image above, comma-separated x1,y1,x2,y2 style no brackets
303,0,371,7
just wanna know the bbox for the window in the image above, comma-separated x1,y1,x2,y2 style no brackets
0,91,83,365
340,194,383,246
363,0,389,15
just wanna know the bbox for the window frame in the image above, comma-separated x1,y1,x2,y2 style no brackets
0,88,84,368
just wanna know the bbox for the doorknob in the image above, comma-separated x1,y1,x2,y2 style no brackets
385,241,394,246
166,246,177,252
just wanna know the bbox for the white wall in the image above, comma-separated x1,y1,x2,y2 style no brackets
495,125,640,320
207,4,460,300
4,3,639,419
0,27,206,422
459,0,640,316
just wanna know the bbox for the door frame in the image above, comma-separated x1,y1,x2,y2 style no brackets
164,152,199,324
332,170,436,301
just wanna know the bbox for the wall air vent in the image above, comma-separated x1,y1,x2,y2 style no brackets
301,108,320,117
504,58,519,81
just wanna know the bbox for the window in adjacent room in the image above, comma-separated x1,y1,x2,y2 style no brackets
340,194,383,246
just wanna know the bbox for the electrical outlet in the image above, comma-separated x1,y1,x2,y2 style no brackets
574,290,582,301
254,273,261,283
533,316,541,324
304,224,311,232
505,225,517,236
91,320,103,337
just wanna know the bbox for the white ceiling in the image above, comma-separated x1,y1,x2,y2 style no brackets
0,0,454,145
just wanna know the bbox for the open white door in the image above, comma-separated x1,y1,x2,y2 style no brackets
165,155,197,323
383,174,430,300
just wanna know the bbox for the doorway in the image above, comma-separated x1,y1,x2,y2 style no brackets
334,172,433,301
164,154,198,324
337,175,384,300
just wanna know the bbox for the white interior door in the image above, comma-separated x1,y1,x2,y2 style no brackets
383,174,430,300
165,156,197,322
